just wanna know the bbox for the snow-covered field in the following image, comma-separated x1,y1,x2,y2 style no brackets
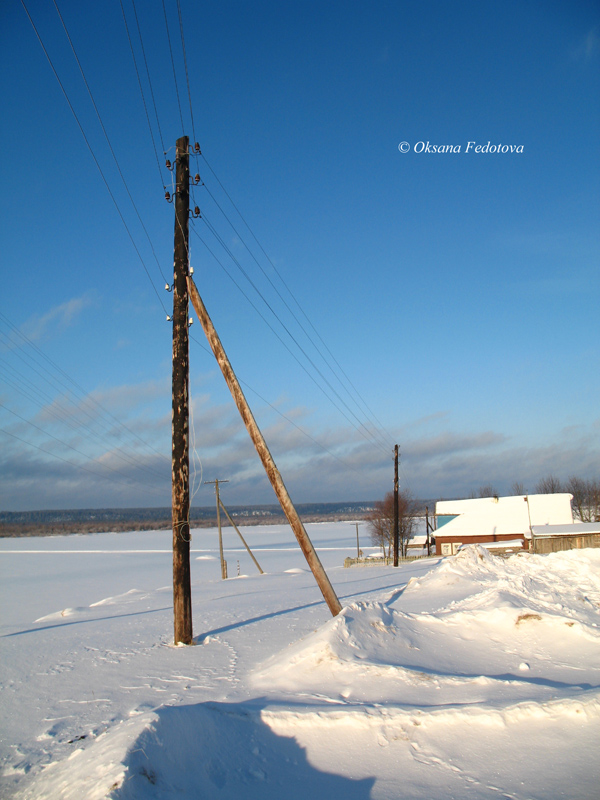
1,522,599,799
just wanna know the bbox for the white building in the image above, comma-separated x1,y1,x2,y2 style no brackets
434,493,574,555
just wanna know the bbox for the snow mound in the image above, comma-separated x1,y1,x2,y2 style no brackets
34,607,89,622
408,544,600,622
253,546,600,706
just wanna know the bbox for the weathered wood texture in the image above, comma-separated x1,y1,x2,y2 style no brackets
215,480,227,580
393,444,399,566
187,276,342,616
172,136,192,645
532,533,600,554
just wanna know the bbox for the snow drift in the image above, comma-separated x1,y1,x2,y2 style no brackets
1,528,599,799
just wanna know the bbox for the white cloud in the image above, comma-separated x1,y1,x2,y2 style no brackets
2,374,599,510
572,26,599,63
22,294,94,343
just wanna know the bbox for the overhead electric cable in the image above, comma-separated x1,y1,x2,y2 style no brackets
197,214,389,456
190,222,388,456
0,426,167,498
0,312,170,464
0,350,167,483
54,0,169,286
201,153,395,448
20,0,169,317
0,400,167,485
199,178,390,453
0,404,166,490
119,0,166,191
189,333,367,479
175,0,197,144
130,0,167,155
161,0,185,132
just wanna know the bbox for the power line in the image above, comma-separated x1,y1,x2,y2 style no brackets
188,333,368,479
118,0,166,193
175,0,197,145
195,213,390,456
0,426,167,499
0,312,170,465
200,153,395,449
0,402,166,488
20,0,169,317
0,363,167,484
19,1,394,490
190,220,389,456
199,178,391,454
0,323,173,491
130,0,167,156
161,0,185,133
54,0,169,286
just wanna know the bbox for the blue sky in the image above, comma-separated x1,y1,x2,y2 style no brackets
1,0,599,511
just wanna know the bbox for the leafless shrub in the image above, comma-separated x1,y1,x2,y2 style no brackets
566,476,600,522
535,475,562,494
478,484,498,498
367,490,417,558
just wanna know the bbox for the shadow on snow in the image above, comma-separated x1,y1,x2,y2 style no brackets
111,699,375,799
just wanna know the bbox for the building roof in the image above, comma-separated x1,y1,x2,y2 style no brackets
531,521,600,538
435,493,573,540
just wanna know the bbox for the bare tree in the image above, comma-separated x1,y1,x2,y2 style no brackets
567,476,588,521
566,476,600,522
478,484,498,498
367,490,417,558
591,479,600,522
535,475,562,494
511,481,525,495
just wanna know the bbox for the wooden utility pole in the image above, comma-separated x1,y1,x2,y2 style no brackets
205,479,229,579
218,499,264,575
187,276,342,616
425,505,431,556
393,444,399,566
171,135,192,645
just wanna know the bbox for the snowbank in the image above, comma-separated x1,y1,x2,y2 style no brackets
1,528,599,799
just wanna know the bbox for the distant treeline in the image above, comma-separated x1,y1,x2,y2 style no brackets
0,501,377,537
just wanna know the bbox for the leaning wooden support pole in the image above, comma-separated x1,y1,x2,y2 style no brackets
188,277,342,616
219,498,264,575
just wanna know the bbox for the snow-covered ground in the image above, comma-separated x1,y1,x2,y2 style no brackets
1,522,599,799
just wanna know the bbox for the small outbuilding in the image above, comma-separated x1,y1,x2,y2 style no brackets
530,521,600,554
434,493,574,556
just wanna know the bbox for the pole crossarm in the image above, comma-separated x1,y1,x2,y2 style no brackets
188,276,342,616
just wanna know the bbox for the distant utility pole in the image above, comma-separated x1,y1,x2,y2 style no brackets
218,501,265,575
205,479,229,579
171,135,192,645
205,479,264,577
393,444,399,566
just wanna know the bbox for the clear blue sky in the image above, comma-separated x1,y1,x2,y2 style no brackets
1,0,599,511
